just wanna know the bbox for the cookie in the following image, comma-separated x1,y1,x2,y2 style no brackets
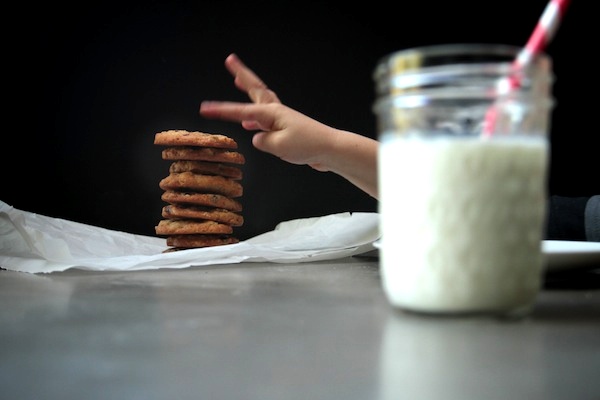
161,191,243,212
159,172,243,198
169,160,243,180
155,130,238,149
162,147,245,164
162,204,244,226
166,234,239,248
155,219,233,235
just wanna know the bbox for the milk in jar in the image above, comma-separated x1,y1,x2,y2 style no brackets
378,135,548,313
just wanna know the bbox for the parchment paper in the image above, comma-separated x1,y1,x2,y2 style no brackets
0,200,380,273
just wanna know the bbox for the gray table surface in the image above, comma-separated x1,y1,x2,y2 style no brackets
1,256,599,400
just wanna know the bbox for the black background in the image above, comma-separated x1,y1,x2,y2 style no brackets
4,0,596,240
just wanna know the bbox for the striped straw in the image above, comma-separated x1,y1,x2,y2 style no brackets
515,0,572,70
483,0,572,135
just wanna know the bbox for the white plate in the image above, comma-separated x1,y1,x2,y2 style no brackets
543,240,600,271
371,240,600,271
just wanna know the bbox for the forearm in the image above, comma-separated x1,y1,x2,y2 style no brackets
321,129,379,199
546,195,600,242
585,195,600,241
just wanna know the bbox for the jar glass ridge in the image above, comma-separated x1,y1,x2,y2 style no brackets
373,43,554,140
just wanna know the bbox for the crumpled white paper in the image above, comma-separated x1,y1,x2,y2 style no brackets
0,200,380,274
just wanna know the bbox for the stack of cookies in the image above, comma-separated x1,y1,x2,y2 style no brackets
154,130,245,251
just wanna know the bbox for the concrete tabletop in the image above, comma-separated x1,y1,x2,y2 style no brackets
1,257,599,400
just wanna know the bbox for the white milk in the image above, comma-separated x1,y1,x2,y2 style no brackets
378,135,548,314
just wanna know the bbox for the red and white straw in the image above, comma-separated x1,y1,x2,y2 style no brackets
515,0,572,70
483,0,572,135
